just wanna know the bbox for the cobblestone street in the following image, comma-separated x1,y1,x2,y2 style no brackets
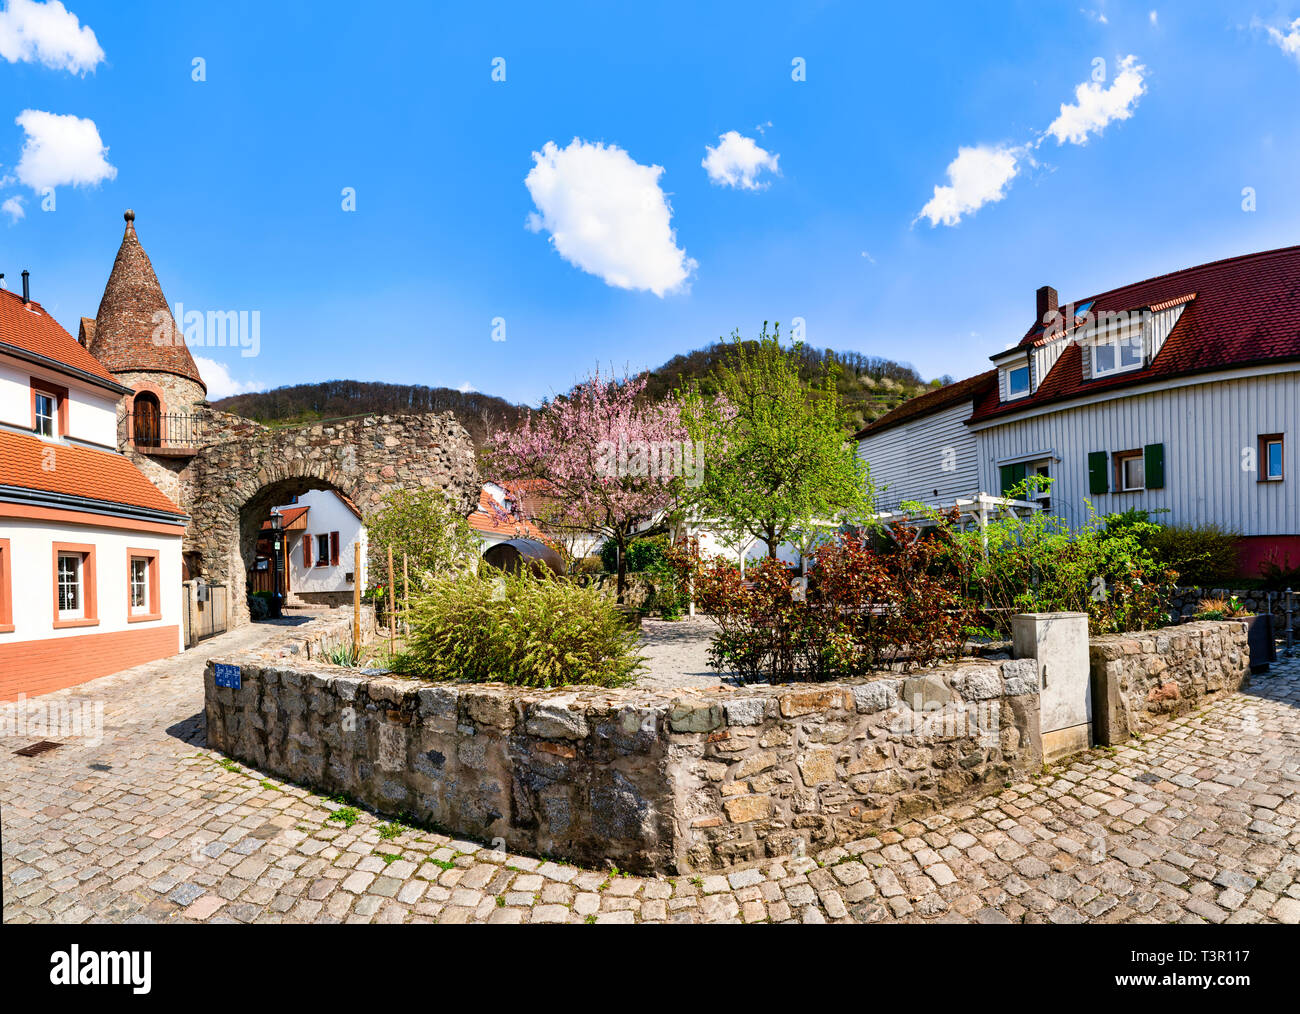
3,624,1299,924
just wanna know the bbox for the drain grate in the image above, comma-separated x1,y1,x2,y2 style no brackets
14,740,63,757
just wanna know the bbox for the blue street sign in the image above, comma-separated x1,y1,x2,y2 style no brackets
214,663,241,689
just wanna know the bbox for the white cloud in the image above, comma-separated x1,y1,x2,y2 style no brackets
1149,10,1158,27
1042,55,1147,146
915,144,1023,227
1266,18,1300,65
457,381,474,393
13,109,116,191
1,195,23,222
1081,8,1108,25
524,137,697,297
0,0,102,74
195,357,263,400
702,130,780,190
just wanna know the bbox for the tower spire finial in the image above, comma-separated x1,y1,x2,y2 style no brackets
124,208,135,223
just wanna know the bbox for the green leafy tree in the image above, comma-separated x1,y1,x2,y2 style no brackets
679,324,876,558
366,488,480,591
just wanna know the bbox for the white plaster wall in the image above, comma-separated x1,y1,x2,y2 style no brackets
0,356,121,448
0,516,183,651
282,490,367,593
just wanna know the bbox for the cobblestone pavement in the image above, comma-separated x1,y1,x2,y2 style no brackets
3,628,1299,924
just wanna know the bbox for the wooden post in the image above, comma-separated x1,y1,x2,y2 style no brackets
387,546,396,654
352,541,361,650
402,553,410,636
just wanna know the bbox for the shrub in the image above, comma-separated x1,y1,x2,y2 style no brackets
367,488,481,591
247,595,269,621
1147,523,1240,586
391,571,643,687
600,534,666,574
931,488,1176,636
674,527,968,682
1258,549,1300,591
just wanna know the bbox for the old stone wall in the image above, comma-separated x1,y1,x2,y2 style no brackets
205,657,1042,874
1169,585,1299,634
127,405,479,626
1089,620,1249,745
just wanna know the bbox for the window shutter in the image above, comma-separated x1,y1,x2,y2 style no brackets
1144,443,1165,489
330,532,340,565
302,533,312,568
999,462,1027,496
1088,451,1109,495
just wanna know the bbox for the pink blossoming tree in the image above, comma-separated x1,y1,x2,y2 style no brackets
489,369,690,602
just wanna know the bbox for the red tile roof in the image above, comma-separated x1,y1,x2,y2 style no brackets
0,430,185,518
468,486,549,541
854,371,997,439
973,246,1300,422
0,288,123,387
260,505,309,531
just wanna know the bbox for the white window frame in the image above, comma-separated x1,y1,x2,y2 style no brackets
1006,365,1030,399
129,556,150,613
57,552,83,620
1090,322,1144,378
34,391,56,437
1117,450,1145,492
1263,435,1284,482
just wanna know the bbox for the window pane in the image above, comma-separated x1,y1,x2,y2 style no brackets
1268,440,1283,479
1008,367,1029,396
35,393,55,435
1094,342,1115,373
1119,336,1143,367
131,558,148,608
1123,456,1144,490
58,554,80,612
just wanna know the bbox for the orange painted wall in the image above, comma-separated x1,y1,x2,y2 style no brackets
0,625,180,702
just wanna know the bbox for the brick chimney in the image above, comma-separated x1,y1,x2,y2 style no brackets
1036,285,1058,323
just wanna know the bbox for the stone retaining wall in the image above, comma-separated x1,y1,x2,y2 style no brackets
1089,620,1249,745
204,657,1042,874
1170,586,1299,633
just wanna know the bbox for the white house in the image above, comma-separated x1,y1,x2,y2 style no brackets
0,277,188,701
259,489,367,606
857,247,1300,577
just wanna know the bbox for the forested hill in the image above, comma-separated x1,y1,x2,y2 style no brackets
213,348,946,445
643,342,948,436
211,381,526,446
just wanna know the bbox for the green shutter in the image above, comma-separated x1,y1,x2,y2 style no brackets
1088,451,1109,495
999,462,1027,496
1144,443,1165,489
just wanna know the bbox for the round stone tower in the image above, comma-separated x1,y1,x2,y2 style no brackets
87,210,207,417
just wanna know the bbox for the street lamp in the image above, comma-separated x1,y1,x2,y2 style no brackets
269,507,284,619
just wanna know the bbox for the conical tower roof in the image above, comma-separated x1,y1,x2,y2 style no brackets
89,210,206,392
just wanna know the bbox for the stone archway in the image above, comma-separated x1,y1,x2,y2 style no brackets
179,410,478,626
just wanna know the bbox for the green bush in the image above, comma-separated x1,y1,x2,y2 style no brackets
391,571,644,687
1147,523,1240,586
600,535,665,574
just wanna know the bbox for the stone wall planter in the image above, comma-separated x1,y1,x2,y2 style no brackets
1089,621,1249,745
204,656,1043,874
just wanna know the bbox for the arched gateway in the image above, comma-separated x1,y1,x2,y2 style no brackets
86,211,479,627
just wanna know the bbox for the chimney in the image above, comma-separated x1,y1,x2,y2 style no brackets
1036,285,1057,324
21,270,30,305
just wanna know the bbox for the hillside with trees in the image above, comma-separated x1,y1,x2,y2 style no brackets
212,381,526,446
213,343,944,444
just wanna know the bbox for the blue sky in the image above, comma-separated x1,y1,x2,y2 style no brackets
3,0,1300,404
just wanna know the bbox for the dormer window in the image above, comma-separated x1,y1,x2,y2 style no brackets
1088,313,1146,379
1007,366,1030,398
29,379,67,437
34,392,56,436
